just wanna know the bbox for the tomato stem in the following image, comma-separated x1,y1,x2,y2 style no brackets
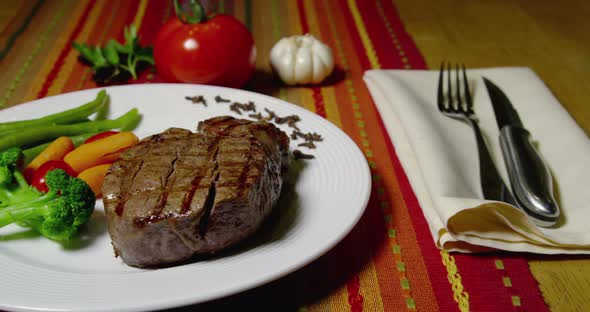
174,0,206,24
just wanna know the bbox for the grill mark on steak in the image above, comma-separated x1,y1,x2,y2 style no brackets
236,138,257,197
197,140,221,235
180,138,220,215
151,150,180,217
115,160,145,216
199,170,220,236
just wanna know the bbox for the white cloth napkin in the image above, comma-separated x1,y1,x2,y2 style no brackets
363,67,590,254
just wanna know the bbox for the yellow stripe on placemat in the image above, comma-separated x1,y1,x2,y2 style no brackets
132,0,148,30
321,87,343,128
287,0,303,35
46,0,107,96
359,259,386,311
306,284,349,312
441,251,469,312
347,0,380,69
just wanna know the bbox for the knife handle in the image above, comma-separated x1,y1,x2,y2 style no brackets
499,126,560,227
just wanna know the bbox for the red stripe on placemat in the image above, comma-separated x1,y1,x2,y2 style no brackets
347,275,363,312
136,0,168,45
335,0,372,72
115,0,141,43
501,256,549,311
454,252,548,311
36,0,95,99
378,0,427,69
296,0,309,33
353,0,401,69
133,0,168,83
311,88,327,118
454,254,549,311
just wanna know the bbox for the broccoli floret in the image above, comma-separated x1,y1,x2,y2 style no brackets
0,147,31,205
0,147,22,166
0,147,23,186
0,149,95,242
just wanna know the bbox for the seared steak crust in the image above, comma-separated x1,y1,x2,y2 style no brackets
102,116,290,267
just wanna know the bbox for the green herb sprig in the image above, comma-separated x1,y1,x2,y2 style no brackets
72,25,154,84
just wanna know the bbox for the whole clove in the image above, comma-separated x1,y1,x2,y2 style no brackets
230,101,257,115
249,112,264,120
264,108,276,121
298,141,317,149
230,103,243,115
185,95,207,106
274,115,301,130
291,130,303,140
215,95,231,103
245,101,256,112
291,129,322,148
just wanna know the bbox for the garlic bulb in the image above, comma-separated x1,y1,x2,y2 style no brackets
270,34,335,85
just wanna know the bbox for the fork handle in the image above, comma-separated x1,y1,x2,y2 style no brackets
469,120,518,205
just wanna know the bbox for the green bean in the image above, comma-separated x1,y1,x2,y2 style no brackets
0,90,108,134
0,108,140,151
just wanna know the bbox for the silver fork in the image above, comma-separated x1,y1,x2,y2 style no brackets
437,63,517,205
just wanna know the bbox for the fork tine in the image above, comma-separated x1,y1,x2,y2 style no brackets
455,64,462,111
437,62,445,111
462,64,473,113
446,62,452,110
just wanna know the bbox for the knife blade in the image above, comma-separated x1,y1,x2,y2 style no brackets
483,77,560,227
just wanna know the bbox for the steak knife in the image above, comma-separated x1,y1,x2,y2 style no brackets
483,77,560,227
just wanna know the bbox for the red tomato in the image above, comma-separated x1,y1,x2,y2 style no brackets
29,160,77,193
84,131,119,144
153,6,256,88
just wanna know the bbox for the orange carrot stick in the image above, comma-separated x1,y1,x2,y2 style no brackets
64,131,139,173
77,164,112,196
24,136,75,180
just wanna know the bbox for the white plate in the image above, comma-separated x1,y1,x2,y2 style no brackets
0,84,371,312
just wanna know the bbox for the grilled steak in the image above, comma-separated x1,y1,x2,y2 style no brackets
102,116,290,267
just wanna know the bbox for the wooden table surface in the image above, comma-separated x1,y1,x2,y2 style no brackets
395,1,590,310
